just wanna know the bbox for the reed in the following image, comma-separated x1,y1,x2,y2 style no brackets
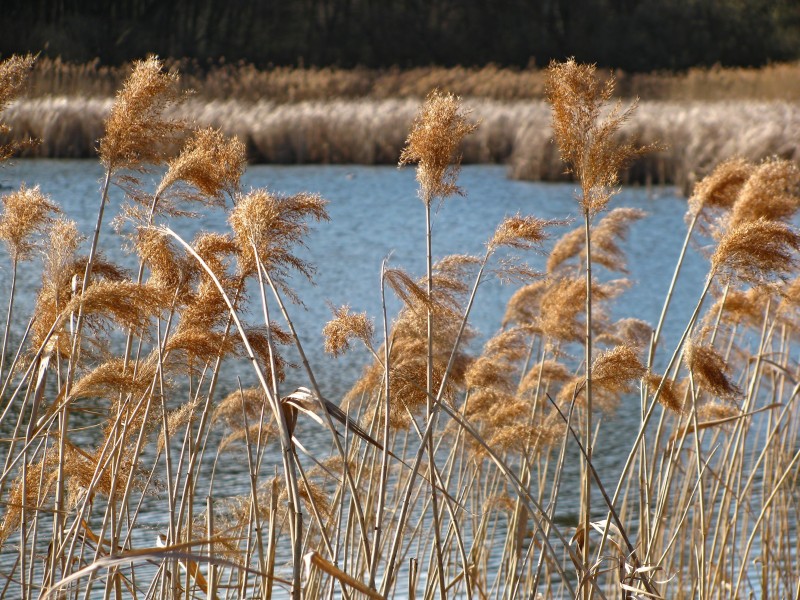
1,54,800,600
3,96,798,195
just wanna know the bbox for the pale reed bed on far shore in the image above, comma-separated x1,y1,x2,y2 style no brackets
2,96,799,191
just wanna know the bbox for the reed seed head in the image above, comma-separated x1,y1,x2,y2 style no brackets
646,372,685,414
502,280,548,327
229,189,328,284
99,56,184,171
688,157,753,217
0,184,60,261
546,59,645,215
156,127,247,205
590,344,646,396
323,305,374,356
729,158,800,229
399,89,477,205
0,54,36,161
135,228,190,292
684,338,740,399
711,218,800,284
488,214,555,252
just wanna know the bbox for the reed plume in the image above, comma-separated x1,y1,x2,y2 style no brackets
399,89,477,205
711,218,800,284
546,59,646,215
684,337,740,399
687,157,753,218
0,184,60,261
0,54,36,161
323,305,374,356
98,56,184,171
728,158,800,229
229,189,329,287
155,126,247,208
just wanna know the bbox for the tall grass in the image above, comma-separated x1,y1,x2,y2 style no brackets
2,96,799,193
1,54,800,600
18,58,800,102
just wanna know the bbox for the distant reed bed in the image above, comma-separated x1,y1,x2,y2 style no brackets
2,54,800,599
20,57,800,102
3,95,799,192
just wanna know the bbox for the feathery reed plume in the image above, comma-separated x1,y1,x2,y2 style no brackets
645,372,684,414
134,228,191,292
548,208,645,273
728,158,800,229
166,327,236,366
0,55,34,113
190,232,239,281
778,277,800,325
684,337,740,399
219,422,276,453
42,219,82,293
488,214,556,251
157,399,201,454
155,127,247,207
0,448,60,544
384,268,437,313
590,208,646,273
557,344,646,410
596,317,653,349
323,305,374,356
711,218,800,284
70,356,160,402
98,56,184,171
687,157,753,218
30,255,128,355
589,344,646,398
229,189,329,288
0,184,60,261
213,387,270,429
64,280,171,335
697,401,740,421
546,59,646,215
0,54,36,161
398,89,477,205
519,359,573,396
547,227,584,274
537,277,623,345
502,280,548,327
706,287,772,329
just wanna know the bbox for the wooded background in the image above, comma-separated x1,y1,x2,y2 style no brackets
2,0,799,71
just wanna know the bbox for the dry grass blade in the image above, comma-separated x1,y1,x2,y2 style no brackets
41,541,288,600
669,403,781,441
304,552,386,599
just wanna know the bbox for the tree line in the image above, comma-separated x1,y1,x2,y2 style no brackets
2,0,799,71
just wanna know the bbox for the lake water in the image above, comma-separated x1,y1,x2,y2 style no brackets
0,161,710,596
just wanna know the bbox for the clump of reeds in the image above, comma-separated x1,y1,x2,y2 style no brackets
2,54,800,600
